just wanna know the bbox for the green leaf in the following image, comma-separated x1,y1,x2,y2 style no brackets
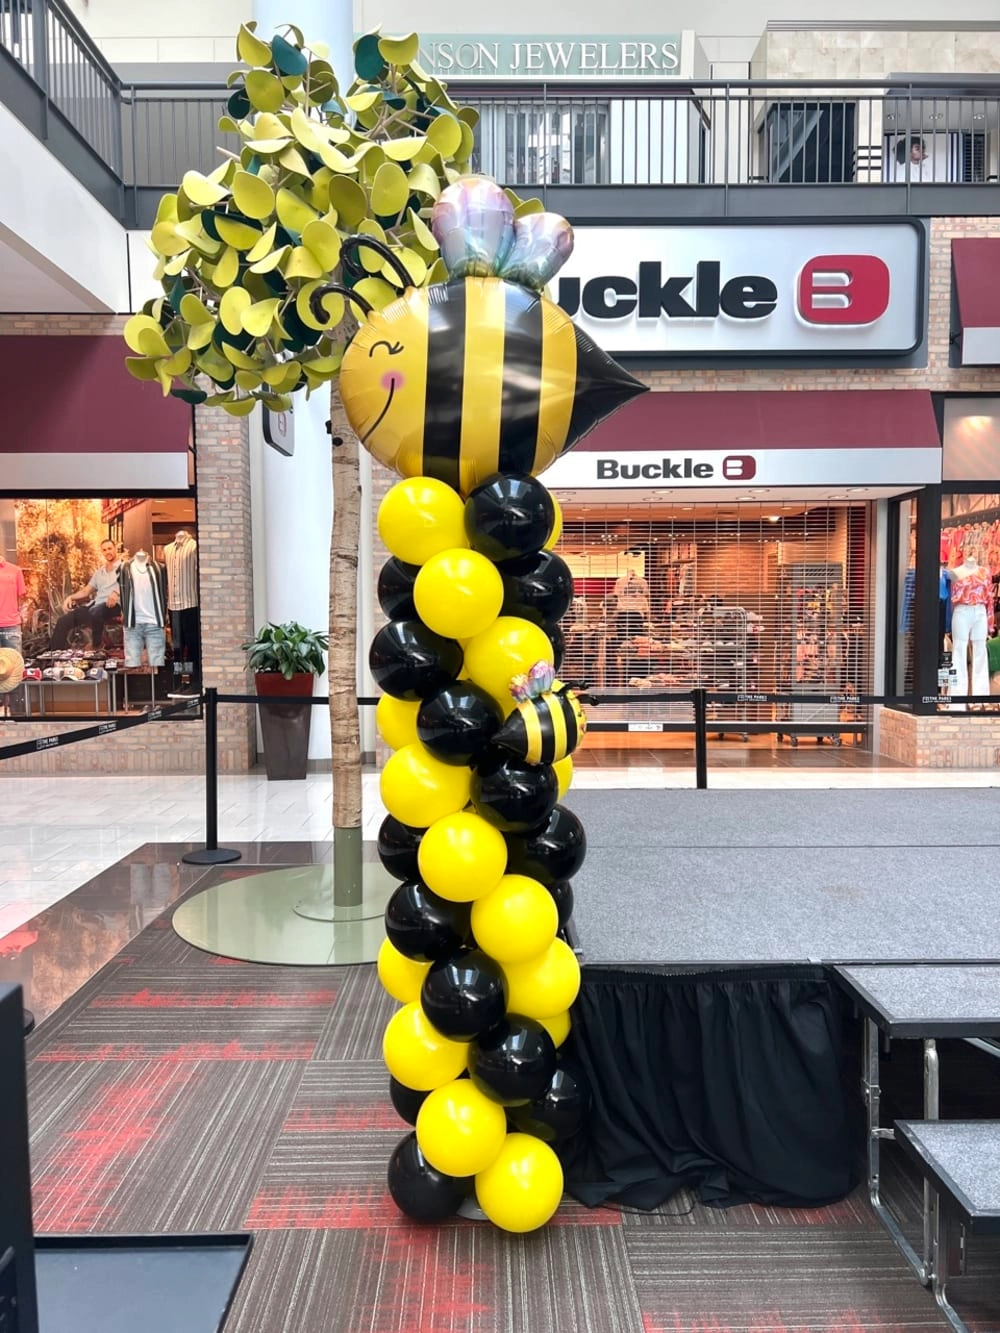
237,21,272,67
232,170,276,220
181,170,229,206
227,87,251,119
371,161,409,217
246,69,286,113
124,356,159,381
406,162,443,198
381,136,426,162
354,32,388,80
426,113,462,159
378,32,419,65
171,386,209,404
327,176,368,228
271,33,308,76
346,89,381,113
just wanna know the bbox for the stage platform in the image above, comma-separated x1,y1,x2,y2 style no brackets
567,788,1000,966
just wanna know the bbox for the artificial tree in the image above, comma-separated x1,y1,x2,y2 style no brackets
124,25,513,911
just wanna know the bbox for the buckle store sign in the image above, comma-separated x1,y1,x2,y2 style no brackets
557,223,924,356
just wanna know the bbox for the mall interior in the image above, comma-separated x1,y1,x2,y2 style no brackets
1,0,1000,1330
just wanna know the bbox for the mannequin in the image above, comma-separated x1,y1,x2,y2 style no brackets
947,551,994,706
163,528,200,682
0,551,25,654
119,549,167,668
613,568,650,640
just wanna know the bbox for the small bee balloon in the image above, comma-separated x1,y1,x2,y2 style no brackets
493,662,588,766
327,176,647,495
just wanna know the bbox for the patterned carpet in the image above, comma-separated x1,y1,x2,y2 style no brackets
21,867,1000,1333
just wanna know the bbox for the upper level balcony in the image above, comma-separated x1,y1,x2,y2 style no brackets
2,0,1000,228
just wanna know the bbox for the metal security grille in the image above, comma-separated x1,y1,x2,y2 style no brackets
554,499,872,739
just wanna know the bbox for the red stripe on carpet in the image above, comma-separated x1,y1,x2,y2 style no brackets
90,988,337,1009
35,1041,316,1061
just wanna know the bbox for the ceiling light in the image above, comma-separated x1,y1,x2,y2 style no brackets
767,515,780,523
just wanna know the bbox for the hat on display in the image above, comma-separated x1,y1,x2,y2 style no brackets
0,648,25,694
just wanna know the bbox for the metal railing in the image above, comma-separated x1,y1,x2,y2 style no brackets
2,0,1000,206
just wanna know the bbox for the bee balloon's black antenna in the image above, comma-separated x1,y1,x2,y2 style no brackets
308,284,373,323
340,235,414,290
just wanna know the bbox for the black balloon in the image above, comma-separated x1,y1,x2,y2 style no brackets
471,750,559,834
545,621,565,673
546,878,575,928
387,1132,472,1222
389,1076,429,1125
468,1015,557,1106
377,814,423,882
369,619,463,701
420,948,507,1041
504,804,587,886
499,550,575,626
417,682,503,767
508,1056,591,1143
385,880,471,962
377,557,420,620
464,473,555,563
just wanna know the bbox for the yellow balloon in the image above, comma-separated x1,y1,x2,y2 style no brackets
380,743,472,828
414,548,504,640
378,477,469,565
503,939,581,1019
462,616,554,705
475,1132,564,1233
553,755,574,800
544,495,563,551
417,811,508,903
383,1002,469,1091
471,873,558,964
377,938,430,1004
376,694,420,750
416,1078,507,1177
538,1010,572,1048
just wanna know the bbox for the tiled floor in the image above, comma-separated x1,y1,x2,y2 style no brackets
0,759,996,938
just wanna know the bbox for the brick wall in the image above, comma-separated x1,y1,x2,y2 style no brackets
0,316,256,773
879,706,1000,768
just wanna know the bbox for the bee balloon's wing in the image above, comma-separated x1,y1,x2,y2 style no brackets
431,176,515,280
497,213,575,291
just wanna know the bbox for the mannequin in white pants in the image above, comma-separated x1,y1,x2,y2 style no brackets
948,555,994,706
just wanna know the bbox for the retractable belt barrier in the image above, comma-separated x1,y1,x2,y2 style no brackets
0,699,200,762
4,685,995,862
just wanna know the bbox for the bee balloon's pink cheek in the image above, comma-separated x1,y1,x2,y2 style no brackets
381,370,405,392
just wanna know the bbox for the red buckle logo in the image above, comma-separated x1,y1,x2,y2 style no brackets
796,254,891,325
723,455,757,480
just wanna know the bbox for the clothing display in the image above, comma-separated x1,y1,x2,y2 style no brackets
123,623,166,668
119,555,167,667
118,556,167,630
164,532,198,611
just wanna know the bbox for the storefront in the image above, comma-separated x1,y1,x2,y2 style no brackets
503,217,1000,765
0,326,256,772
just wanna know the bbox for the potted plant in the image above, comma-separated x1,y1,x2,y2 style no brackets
242,621,329,781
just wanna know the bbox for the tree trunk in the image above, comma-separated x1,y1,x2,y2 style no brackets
328,382,363,903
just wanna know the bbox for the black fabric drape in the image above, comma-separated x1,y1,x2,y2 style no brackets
561,965,863,1210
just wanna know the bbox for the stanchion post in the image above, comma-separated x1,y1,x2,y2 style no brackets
692,687,709,790
182,687,241,866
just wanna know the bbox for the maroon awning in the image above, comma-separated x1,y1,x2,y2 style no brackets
575,388,941,452
0,335,192,490
952,238,1000,366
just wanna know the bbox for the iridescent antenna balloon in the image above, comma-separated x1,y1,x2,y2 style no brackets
312,175,646,495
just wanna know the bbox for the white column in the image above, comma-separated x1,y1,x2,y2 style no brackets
249,0,362,763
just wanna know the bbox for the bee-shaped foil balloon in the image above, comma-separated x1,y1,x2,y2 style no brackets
493,662,588,766
318,176,647,495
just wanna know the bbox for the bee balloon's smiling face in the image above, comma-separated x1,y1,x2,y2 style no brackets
339,177,647,495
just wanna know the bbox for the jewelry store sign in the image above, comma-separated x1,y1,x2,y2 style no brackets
417,34,682,78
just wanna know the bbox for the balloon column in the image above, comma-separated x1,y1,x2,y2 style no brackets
337,174,646,1232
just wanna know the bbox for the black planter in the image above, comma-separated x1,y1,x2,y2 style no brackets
255,672,314,780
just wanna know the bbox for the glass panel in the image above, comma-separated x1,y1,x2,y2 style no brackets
941,491,1000,708
894,497,917,697
555,499,871,743
942,400,1000,482
1,496,199,718
469,98,610,184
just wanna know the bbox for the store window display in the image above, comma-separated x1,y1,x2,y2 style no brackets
0,496,200,717
946,550,993,705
